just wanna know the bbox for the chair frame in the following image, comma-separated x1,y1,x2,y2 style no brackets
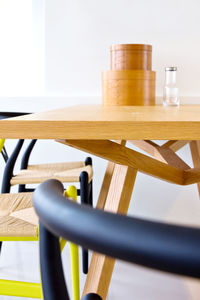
0,139,92,298
0,185,78,299
34,179,200,300
1,139,93,274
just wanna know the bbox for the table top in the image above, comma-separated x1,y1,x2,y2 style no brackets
1,105,200,140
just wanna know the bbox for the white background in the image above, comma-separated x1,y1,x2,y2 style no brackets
1,1,200,299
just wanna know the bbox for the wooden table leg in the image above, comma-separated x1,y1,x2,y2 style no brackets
82,164,137,299
190,141,200,196
96,141,126,210
96,161,116,210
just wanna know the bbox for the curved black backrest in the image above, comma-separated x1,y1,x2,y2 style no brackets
1,139,24,193
18,139,37,192
20,139,37,170
34,179,200,280
39,222,70,300
39,220,102,300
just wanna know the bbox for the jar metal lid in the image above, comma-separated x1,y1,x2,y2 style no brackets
165,67,177,71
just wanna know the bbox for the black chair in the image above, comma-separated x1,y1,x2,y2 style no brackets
1,140,92,273
33,179,200,300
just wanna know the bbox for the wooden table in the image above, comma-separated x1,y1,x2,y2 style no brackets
1,104,200,299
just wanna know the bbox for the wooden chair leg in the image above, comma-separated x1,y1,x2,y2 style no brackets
190,141,200,196
82,164,137,300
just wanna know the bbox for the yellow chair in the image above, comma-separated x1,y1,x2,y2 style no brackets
0,139,8,163
1,139,92,275
0,186,79,299
0,139,5,154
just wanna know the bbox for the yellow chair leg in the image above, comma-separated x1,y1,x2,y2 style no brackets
60,237,67,252
0,139,5,153
0,186,79,299
70,242,80,300
65,186,80,300
0,279,41,298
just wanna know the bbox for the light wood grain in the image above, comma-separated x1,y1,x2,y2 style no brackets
110,44,152,70
83,165,137,299
156,146,190,170
129,140,190,169
58,139,184,185
55,139,200,186
96,162,115,210
161,140,189,152
129,140,160,158
1,105,200,140
184,168,200,185
102,70,156,106
190,141,200,195
96,140,126,210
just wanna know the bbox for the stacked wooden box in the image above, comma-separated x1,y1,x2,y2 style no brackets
102,44,156,106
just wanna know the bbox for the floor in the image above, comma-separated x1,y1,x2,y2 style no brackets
1,240,200,300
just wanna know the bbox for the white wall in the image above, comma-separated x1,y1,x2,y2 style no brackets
45,0,200,98
1,1,200,299
0,0,44,97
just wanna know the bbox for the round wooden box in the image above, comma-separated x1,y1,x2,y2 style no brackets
102,70,156,106
110,44,152,71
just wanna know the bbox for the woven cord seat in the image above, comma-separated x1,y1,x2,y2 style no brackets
10,162,93,186
0,186,80,299
0,192,38,238
1,140,93,275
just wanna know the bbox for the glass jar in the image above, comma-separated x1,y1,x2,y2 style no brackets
163,67,179,106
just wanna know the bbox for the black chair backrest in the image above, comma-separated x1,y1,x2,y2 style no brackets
1,139,24,193
34,179,200,299
20,139,37,170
